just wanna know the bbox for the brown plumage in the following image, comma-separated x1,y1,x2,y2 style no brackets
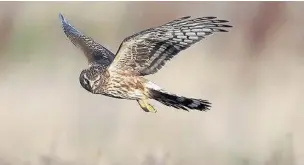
59,13,232,113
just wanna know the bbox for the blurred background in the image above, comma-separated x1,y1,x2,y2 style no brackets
0,1,303,165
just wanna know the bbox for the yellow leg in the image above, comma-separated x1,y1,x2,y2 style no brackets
137,99,157,113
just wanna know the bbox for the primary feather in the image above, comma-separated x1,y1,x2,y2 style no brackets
109,16,232,76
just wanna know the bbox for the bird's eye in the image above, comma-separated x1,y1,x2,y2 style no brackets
84,78,90,85
83,73,89,80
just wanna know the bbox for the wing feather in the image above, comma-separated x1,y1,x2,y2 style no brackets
59,13,115,66
109,16,232,75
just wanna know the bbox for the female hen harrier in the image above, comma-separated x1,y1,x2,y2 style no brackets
59,14,232,113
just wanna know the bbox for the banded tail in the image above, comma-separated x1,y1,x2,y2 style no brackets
149,89,211,111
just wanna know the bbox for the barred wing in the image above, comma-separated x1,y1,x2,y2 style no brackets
109,16,232,75
59,13,115,66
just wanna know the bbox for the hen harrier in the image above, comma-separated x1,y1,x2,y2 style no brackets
59,14,232,113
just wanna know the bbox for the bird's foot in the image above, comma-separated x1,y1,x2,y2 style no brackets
137,100,157,113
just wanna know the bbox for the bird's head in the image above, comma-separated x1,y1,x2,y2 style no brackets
79,67,102,94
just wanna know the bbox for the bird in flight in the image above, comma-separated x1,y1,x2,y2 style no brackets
59,13,232,113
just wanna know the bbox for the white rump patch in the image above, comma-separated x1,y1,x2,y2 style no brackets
145,81,162,91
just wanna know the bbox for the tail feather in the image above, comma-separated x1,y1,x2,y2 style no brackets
149,89,211,111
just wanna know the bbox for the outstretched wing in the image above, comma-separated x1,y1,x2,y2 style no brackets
109,16,232,75
59,13,115,66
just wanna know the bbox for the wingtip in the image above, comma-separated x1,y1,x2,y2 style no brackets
58,13,66,24
58,13,84,37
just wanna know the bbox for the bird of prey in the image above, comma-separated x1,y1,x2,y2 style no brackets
59,13,232,113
